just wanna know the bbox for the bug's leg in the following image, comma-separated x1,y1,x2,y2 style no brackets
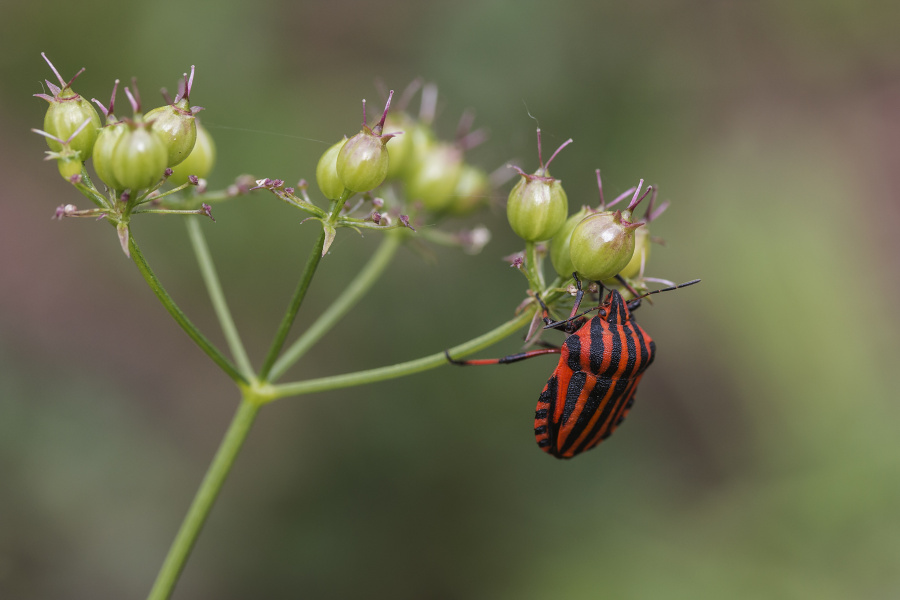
544,312,591,333
567,273,585,320
542,274,592,333
527,292,582,338
534,290,584,333
533,292,553,326
444,348,561,366
535,272,583,329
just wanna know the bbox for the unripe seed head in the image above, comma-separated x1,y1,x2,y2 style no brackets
549,206,592,278
383,114,424,180
405,142,463,212
146,101,197,167
111,120,168,191
569,211,642,281
56,153,83,181
92,121,127,191
446,164,490,216
506,174,569,242
336,130,389,193
43,93,101,157
36,54,101,157
168,120,216,186
618,225,650,279
316,138,347,200
32,119,92,182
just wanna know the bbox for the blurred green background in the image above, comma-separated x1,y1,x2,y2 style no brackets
2,1,899,598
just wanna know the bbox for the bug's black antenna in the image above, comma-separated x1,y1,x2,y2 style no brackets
625,279,701,311
639,279,701,299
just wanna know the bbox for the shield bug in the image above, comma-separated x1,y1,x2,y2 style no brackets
447,275,699,458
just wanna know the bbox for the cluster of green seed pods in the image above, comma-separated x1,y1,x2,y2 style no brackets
34,54,215,193
383,88,491,216
506,130,667,288
316,82,491,216
35,53,663,283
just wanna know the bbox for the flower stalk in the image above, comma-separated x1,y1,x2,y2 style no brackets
146,397,260,600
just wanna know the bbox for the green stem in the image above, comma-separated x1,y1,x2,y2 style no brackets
134,208,211,216
73,166,111,209
145,182,192,201
129,233,248,386
185,217,254,380
146,397,260,600
524,241,544,291
257,228,325,381
270,309,534,400
268,230,404,381
258,196,346,381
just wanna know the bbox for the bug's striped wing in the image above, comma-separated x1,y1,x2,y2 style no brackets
534,316,656,458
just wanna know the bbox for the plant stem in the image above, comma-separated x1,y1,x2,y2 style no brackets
73,166,111,209
524,241,544,291
146,397,260,600
258,197,346,381
257,229,326,381
270,308,535,400
186,217,254,380
129,233,248,386
268,230,404,381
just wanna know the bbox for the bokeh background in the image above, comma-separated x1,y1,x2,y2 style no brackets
2,1,899,598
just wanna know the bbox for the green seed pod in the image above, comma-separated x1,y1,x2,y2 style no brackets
316,138,347,200
111,120,168,191
334,93,397,194
618,225,650,280
549,206,592,278
402,121,437,170
506,173,568,242
336,129,390,193
43,94,101,157
405,142,463,212
383,114,423,180
568,211,642,281
168,120,216,186
146,101,197,167
446,164,490,216
36,55,101,157
56,152,83,181
506,131,572,242
146,66,200,167
92,121,127,191
32,119,91,183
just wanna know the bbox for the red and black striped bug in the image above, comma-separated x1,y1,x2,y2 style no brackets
446,275,699,458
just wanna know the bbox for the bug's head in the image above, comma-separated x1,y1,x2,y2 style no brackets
601,288,631,325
